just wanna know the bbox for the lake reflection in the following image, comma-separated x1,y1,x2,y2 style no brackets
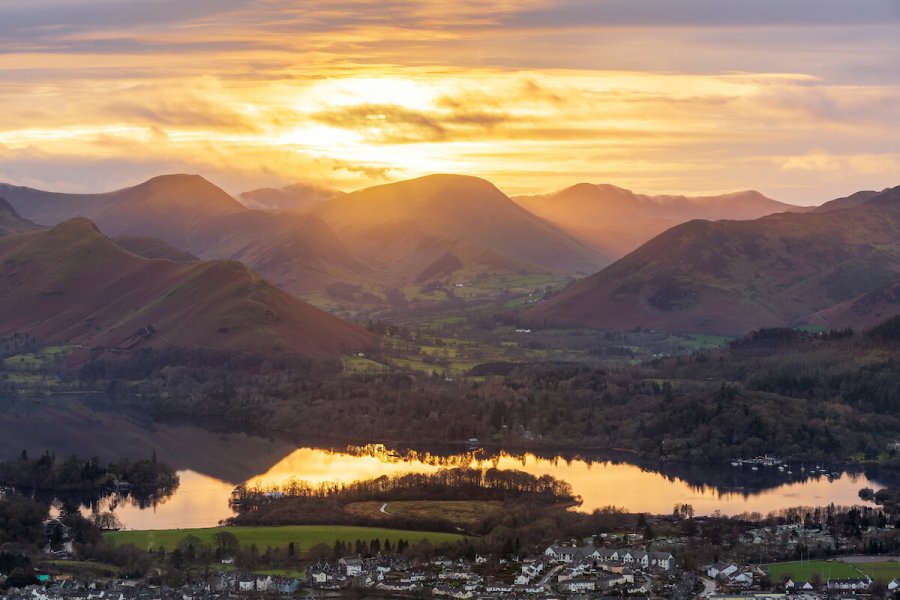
0,401,892,531
103,446,887,530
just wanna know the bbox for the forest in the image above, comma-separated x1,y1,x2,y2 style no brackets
0,451,178,495
4,319,900,465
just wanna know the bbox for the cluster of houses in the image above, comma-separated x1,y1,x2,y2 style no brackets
543,544,675,571
0,577,300,600
303,545,675,598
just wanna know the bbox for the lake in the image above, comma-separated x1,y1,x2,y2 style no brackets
1,399,895,530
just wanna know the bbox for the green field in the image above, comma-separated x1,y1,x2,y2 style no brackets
765,560,861,582
766,559,900,583
106,525,464,555
855,561,900,582
346,500,502,527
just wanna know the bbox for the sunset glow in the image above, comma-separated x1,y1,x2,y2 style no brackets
3,1,900,202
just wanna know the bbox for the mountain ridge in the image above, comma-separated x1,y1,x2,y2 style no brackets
0,218,374,357
527,185,900,334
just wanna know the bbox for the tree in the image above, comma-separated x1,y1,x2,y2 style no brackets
308,542,330,561
213,531,240,556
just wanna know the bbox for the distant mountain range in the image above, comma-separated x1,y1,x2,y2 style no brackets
0,218,373,357
529,186,900,334
514,183,807,259
238,182,342,211
6,172,899,337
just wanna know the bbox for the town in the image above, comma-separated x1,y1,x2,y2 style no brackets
4,504,900,600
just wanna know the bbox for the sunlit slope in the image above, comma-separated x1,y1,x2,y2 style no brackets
315,174,607,284
529,186,900,334
0,218,374,356
515,183,807,259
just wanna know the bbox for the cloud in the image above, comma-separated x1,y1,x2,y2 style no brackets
0,1,899,204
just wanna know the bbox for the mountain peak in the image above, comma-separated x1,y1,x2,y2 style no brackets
48,217,105,238
126,174,242,210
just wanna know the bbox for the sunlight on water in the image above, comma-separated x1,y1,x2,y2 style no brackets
109,445,880,530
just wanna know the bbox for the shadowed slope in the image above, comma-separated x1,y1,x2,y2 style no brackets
0,197,40,235
0,219,374,356
528,186,900,334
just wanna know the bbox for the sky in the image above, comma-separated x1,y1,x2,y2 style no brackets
1,0,900,204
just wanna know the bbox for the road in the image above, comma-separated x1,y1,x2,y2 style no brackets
698,576,717,599
538,564,564,589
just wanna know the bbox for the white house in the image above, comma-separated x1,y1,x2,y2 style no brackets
255,576,273,592
827,578,871,591
728,572,755,587
560,578,596,593
339,557,364,577
649,551,675,570
708,563,739,579
887,578,900,591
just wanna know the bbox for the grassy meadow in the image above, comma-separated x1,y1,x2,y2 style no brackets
106,525,464,555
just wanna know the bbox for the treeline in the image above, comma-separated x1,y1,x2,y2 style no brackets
0,450,178,495
233,468,576,507
229,468,578,531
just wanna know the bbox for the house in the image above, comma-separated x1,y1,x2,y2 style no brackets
649,551,675,570
827,578,871,591
559,578,595,593
784,578,815,591
594,548,620,563
522,559,545,578
252,576,272,593
432,585,473,599
708,564,739,579
622,550,650,568
309,569,330,585
544,544,595,563
728,572,755,587
339,557,364,577
887,578,900,591
238,577,255,592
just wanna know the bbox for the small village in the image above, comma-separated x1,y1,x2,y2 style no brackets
4,526,900,600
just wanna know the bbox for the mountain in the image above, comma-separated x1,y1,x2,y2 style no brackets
239,182,341,211
0,175,245,246
803,277,900,330
113,236,198,263
812,190,882,213
0,175,366,295
0,219,374,356
528,186,900,335
514,184,807,259
0,197,40,235
314,174,606,284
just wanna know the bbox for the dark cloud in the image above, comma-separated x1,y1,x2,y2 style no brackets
507,0,900,28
